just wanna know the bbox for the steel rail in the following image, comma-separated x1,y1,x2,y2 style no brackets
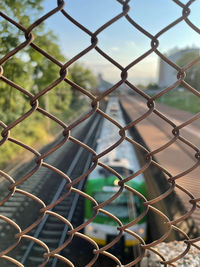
51,114,103,267
20,114,102,265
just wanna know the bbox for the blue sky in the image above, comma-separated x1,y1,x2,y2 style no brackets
42,0,200,85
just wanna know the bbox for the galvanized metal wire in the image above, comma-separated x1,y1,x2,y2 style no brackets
0,0,200,266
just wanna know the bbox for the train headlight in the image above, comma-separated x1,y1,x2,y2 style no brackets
138,228,144,235
88,225,93,232
114,179,118,186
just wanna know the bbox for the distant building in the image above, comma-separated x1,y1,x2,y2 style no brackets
158,48,200,88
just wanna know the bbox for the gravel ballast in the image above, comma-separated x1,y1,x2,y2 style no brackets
140,241,200,266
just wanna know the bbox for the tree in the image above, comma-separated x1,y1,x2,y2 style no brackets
28,31,73,116
146,83,159,90
0,0,97,168
69,63,97,104
0,0,97,124
176,51,200,90
0,0,43,123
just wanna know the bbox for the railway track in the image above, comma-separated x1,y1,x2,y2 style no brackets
20,113,103,267
0,99,151,267
0,113,103,267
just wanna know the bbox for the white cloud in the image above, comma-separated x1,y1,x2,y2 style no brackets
110,46,120,52
125,41,136,47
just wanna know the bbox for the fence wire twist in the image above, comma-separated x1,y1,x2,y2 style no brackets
0,0,200,266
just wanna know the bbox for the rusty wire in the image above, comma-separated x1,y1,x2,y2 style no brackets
0,0,200,266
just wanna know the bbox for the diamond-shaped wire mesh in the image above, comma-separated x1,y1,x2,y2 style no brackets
0,0,200,266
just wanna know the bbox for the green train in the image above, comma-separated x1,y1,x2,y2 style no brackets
84,97,147,247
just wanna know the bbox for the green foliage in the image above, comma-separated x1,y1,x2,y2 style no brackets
28,32,73,113
0,0,97,169
176,51,200,90
157,88,200,114
136,84,145,90
146,83,159,90
70,63,97,90
0,117,49,169
1,0,43,24
69,63,97,102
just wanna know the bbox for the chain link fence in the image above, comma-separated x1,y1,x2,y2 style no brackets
0,0,200,266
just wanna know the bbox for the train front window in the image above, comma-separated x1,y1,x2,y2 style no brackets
94,191,141,219
99,166,132,177
111,166,132,176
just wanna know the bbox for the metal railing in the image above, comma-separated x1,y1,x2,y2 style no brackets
0,0,200,266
